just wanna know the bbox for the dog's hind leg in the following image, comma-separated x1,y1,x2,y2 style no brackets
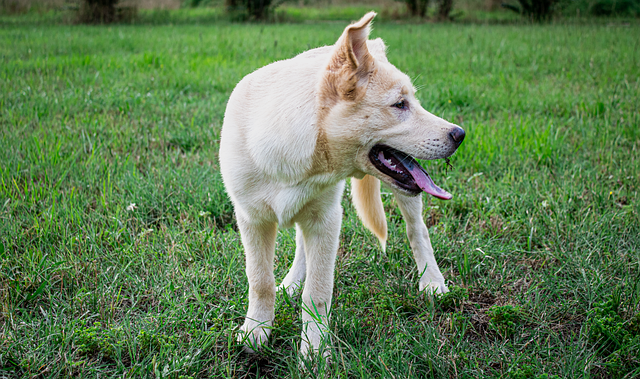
392,190,449,294
295,182,345,358
236,215,278,352
278,224,306,296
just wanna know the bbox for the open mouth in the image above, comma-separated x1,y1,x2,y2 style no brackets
369,145,452,200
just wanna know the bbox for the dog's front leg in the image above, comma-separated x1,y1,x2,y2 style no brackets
392,190,449,294
237,215,278,352
296,183,344,358
278,224,306,296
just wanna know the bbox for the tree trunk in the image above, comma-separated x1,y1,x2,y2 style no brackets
438,0,453,20
79,0,118,23
405,0,429,18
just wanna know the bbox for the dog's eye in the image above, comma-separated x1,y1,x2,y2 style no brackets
393,100,406,109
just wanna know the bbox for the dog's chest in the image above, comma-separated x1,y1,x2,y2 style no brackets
269,177,345,228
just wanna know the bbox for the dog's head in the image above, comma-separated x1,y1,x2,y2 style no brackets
318,12,465,199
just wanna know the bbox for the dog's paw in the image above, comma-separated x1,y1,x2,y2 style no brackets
299,322,331,359
419,278,449,294
299,337,311,357
237,320,271,353
297,342,331,375
300,338,331,360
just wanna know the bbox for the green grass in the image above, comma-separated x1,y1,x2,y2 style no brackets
1,13,639,378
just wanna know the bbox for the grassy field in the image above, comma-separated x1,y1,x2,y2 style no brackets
1,12,639,378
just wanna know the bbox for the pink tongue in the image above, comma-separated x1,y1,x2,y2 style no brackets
406,164,453,200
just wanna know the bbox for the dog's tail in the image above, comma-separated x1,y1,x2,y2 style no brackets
351,175,387,251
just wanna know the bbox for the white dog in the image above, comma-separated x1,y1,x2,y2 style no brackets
219,12,465,357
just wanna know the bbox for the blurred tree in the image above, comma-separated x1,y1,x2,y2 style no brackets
399,0,455,20
185,0,206,7
437,0,454,19
589,0,639,15
502,0,556,21
403,0,429,17
77,0,136,23
79,0,118,23
226,0,276,20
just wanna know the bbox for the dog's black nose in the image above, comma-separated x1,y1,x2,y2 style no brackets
449,127,465,144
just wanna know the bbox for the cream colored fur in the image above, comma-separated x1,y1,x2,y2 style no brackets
219,12,464,357
352,175,387,251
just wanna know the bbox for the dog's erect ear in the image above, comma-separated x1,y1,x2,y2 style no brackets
323,12,376,102
337,12,376,69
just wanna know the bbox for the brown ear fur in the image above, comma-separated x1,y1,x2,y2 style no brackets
322,12,376,103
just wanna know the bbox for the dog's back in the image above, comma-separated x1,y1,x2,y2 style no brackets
220,46,333,199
